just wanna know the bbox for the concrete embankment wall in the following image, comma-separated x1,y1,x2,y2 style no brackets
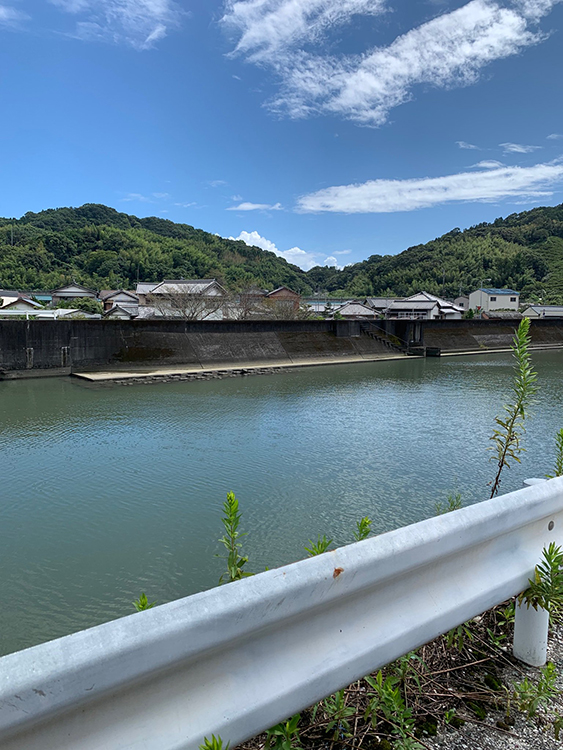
1,318,562,378
420,318,563,351
0,319,388,377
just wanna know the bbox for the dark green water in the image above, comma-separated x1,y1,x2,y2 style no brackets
1,351,562,656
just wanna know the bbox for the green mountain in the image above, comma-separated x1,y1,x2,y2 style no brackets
0,204,311,293
1,203,563,303
308,204,563,304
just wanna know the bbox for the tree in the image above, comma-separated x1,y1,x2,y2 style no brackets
55,297,103,314
146,288,225,320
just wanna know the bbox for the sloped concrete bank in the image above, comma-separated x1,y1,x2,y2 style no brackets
0,319,396,379
420,317,563,351
1,318,562,381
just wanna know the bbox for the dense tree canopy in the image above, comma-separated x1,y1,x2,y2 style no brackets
307,205,563,303
0,204,312,294
1,203,563,303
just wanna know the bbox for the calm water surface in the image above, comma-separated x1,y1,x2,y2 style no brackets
1,351,562,655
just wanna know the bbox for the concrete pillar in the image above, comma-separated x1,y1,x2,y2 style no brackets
513,600,549,667
512,477,551,667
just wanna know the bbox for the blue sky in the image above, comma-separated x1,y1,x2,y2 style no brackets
1,1,563,270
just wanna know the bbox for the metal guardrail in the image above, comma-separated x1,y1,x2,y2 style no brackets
1,477,562,750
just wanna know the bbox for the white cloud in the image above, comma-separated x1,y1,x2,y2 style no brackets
152,191,169,199
0,4,29,25
223,0,387,61
471,159,505,168
121,192,153,202
500,141,542,153
324,255,344,269
227,201,283,211
208,179,228,187
50,0,183,49
174,201,196,207
547,133,563,140
230,229,320,270
456,140,480,149
224,0,562,125
297,161,563,213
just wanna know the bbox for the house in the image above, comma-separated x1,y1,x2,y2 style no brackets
384,299,440,320
364,297,402,313
139,279,227,320
0,296,42,311
331,301,377,319
403,292,463,319
51,283,98,305
265,286,300,312
99,290,139,315
454,296,470,310
135,282,159,305
522,305,563,318
148,279,226,297
468,288,520,313
0,296,44,317
103,305,138,320
302,298,353,316
384,292,463,320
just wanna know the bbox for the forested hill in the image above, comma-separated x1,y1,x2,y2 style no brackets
2,203,563,302
307,203,563,303
0,204,311,293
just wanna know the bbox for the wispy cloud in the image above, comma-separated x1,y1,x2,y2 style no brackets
223,0,561,125
500,141,542,153
297,161,563,213
227,201,283,211
471,159,505,168
0,4,29,25
208,179,228,187
121,192,154,202
223,0,387,61
456,140,480,150
50,0,183,49
230,229,321,270
547,133,563,140
174,201,197,208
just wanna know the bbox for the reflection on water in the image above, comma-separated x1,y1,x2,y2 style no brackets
1,351,562,655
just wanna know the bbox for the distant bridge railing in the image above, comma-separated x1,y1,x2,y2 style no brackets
1,478,562,750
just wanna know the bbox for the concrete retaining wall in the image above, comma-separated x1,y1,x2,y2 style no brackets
0,319,383,377
1,318,562,378
420,318,563,351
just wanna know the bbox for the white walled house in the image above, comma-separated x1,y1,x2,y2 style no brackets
468,288,520,313
454,296,470,310
99,290,139,315
384,292,463,320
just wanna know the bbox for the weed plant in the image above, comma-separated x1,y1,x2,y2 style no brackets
489,317,537,498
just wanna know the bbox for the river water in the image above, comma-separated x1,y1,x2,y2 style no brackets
1,351,562,656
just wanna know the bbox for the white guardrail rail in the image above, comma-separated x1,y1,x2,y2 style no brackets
1,477,563,750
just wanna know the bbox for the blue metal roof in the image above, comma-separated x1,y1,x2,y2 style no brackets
479,288,519,295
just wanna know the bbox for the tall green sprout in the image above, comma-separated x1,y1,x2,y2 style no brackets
218,491,252,583
489,318,537,498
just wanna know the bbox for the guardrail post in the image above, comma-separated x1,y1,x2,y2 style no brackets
512,477,550,667
513,600,549,667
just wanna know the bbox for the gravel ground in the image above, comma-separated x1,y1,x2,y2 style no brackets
425,625,563,750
